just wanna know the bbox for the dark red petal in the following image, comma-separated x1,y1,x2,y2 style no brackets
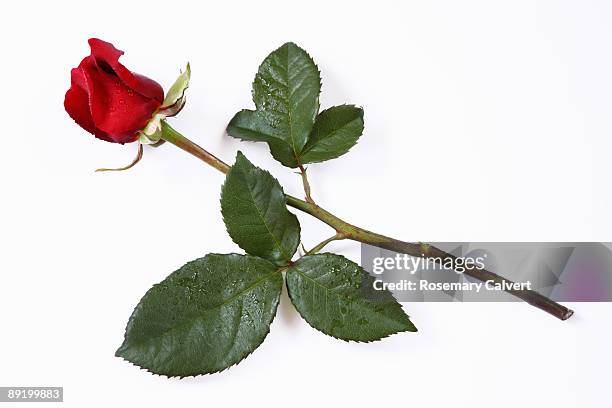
79,57,160,143
130,72,165,103
64,67,114,143
88,38,164,103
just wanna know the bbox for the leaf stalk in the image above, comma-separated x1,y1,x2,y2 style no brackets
298,164,314,203
306,233,345,255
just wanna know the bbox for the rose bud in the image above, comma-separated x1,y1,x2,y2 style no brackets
64,38,164,144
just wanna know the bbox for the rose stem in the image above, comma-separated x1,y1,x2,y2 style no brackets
161,121,230,174
160,121,574,321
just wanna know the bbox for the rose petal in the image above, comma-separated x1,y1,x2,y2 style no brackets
88,38,164,103
64,66,113,142
78,57,160,143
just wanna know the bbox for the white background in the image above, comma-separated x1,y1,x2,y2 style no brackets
1,1,611,407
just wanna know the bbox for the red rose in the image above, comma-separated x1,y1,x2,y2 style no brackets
65,39,164,144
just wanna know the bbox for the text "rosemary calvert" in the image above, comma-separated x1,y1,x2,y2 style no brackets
373,280,533,292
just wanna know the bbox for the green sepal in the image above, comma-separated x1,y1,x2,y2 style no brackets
138,64,191,144
161,63,191,113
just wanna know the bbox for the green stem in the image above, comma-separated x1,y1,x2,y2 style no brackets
161,121,230,174
306,233,345,255
160,121,574,321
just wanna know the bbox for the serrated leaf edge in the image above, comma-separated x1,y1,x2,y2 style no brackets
245,42,322,166
285,253,417,343
220,152,301,264
115,253,283,378
300,104,365,164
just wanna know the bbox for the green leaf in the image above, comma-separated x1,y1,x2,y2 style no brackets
227,42,321,168
300,105,364,164
221,151,300,265
286,254,417,342
116,254,283,377
227,110,298,167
